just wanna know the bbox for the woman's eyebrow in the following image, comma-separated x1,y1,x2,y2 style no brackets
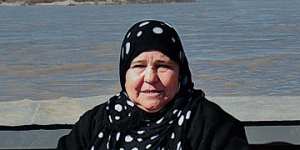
155,60,168,63
131,60,146,65
155,60,177,65
131,59,177,65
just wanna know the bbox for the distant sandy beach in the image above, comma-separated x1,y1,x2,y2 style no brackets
1,96,299,126
0,0,118,6
0,0,192,6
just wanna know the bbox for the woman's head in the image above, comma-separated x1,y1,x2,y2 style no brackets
119,20,193,112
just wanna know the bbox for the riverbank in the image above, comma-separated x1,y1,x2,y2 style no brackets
0,0,117,6
1,96,299,126
0,0,193,6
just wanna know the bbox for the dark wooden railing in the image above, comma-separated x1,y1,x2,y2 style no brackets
1,121,300,150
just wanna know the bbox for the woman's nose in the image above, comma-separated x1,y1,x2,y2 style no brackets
144,67,158,83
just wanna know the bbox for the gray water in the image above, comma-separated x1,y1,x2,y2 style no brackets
0,0,300,101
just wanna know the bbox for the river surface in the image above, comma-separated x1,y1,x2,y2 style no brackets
0,0,300,101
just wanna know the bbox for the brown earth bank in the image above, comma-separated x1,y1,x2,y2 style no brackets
0,0,194,5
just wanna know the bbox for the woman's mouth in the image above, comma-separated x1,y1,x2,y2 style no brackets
141,90,163,97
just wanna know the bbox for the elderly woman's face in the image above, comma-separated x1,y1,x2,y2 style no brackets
125,51,180,113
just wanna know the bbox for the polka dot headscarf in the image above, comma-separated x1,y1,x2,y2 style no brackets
119,20,194,93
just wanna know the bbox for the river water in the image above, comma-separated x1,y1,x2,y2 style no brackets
0,0,300,101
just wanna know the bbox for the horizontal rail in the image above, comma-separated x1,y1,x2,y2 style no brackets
1,120,300,131
243,120,300,126
0,124,73,131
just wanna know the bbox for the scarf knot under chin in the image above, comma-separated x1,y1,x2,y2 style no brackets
91,90,204,150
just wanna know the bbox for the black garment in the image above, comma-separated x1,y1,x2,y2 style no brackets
57,90,249,150
57,20,248,150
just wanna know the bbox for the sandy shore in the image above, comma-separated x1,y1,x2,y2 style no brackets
0,0,114,6
1,95,299,126
0,0,192,6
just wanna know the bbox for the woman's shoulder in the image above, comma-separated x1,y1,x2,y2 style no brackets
204,98,241,125
191,90,241,125
77,102,107,126
67,101,108,137
188,90,248,149
204,99,240,124
57,102,108,149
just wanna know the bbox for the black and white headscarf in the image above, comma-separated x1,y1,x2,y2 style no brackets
119,20,193,92
90,20,204,150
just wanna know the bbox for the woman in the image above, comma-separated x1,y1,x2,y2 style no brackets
57,20,249,150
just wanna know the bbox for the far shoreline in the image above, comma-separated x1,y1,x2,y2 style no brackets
0,0,194,6
1,95,300,126
0,0,118,6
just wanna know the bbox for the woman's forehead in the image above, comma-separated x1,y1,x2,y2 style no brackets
131,51,172,62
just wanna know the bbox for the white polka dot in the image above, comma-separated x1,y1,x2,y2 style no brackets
179,51,183,60
116,132,120,141
128,113,131,117
173,109,178,114
171,37,176,43
177,110,182,117
120,148,125,150
169,120,174,124
161,147,165,150
127,32,131,38
178,115,184,126
153,27,163,34
109,115,113,123
139,21,149,27
171,132,175,139
186,110,191,120
106,106,109,110
156,117,164,124
132,147,138,150
125,135,133,142
98,132,104,138
146,144,152,149
137,138,143,142
107,141,109,149
115,116,120,120
115,104,123,112
90,146,94,150
150,134,159,140
127,100,134,107
124,106,127,110
177,141,182,150
125,42,130,54
137,31,143,37
137,130,145,134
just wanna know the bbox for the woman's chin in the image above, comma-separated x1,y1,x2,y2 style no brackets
138,104,162,113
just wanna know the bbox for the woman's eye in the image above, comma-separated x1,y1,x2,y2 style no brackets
132,65,146,68
157,64,170,69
